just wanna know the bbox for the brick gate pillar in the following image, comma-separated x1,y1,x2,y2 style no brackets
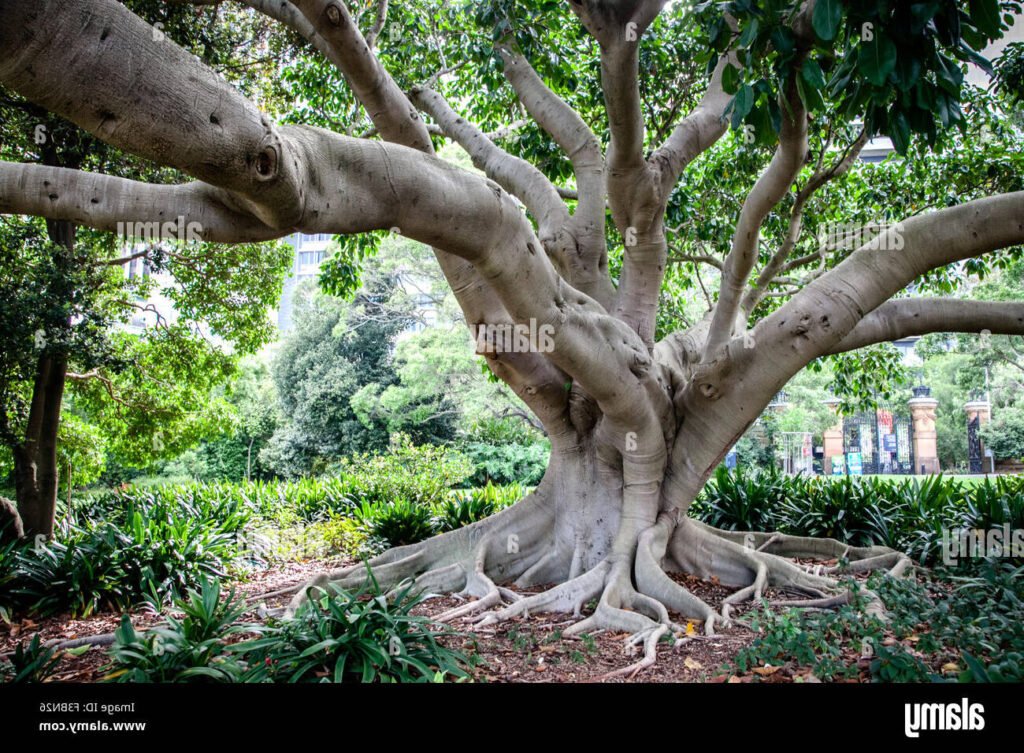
909,393,940,474
822,398,844,475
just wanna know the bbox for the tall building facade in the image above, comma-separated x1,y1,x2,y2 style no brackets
276,233,333,333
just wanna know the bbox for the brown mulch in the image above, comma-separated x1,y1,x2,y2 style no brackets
415,571,762,683
2,556,880,683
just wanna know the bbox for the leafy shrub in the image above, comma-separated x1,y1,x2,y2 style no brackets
898,475,961,564
981,405,1024,461
236,576,472,683
331,435,473,508
0,635,63,683
356,499,437,548
868,643,933,682
13,529,145,617
436,493,496,533
880,563,1024,682
103,578,249,683
314,513,371,557
693,471,1024,565
777,476,890,547
460,440,549,486
256,477,356,523
731,564,1024,683
473,481,526,510
5,490,250,618
694,466,787,531
732,581,885,681
963,476,1024,530
436,482,526,532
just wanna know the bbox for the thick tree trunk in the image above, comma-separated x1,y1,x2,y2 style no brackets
14,218,75,539
286,354,906,680
14,353,67,539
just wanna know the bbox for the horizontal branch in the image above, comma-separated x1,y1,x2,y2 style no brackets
667,253,723,270
828,299,1024,354
0,162,279,242
0,0,304,228
743,191,1024,385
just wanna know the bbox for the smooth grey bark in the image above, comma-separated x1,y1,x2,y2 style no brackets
2,0,1024,666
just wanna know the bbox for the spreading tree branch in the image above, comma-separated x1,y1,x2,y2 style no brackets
742,129,868,314
828,299,1024,354
702,76,809,360
409,85,568,235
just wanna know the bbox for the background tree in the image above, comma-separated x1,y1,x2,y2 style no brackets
261,273,425,476
0,0,294,535
3,0,1024,672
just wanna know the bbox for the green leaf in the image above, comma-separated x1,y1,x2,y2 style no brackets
730,84,754,129
812,0,843,41
888,110,911,154
739,18,760,48
801,59,826,89
722,63,741,95
961,652,991,682
936,54,965,94
770,26,795,55
859,32,898,86
959,43,995,76
969,0,1002,37
795,73,824,113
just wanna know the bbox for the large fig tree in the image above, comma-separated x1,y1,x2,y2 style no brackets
2,0,1024,671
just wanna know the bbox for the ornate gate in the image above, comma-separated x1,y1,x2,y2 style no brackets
842,406,915,475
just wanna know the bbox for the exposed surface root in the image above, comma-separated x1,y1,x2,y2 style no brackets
287,499,913,680
475,562,609,626
435,536,525,622
598,624,667,680
635,512,720,633
285,489,556,617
